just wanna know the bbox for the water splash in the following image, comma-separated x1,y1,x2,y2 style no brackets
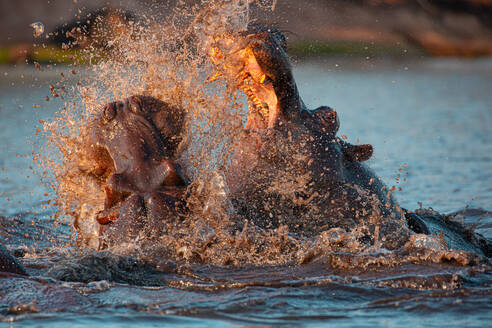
37,0,486,269
30,22,45,38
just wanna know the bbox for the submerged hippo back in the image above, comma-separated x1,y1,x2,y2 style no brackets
0,242,26,275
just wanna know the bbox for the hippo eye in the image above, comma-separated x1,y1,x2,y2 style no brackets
102,103,116,124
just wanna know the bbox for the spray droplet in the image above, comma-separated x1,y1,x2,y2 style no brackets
30,22,45,38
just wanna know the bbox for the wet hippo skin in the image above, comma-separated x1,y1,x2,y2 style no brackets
83,95,188,247
217,26,491,255
216,26,401,240
0,241,27,275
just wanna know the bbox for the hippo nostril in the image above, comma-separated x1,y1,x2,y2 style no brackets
102,103,116,124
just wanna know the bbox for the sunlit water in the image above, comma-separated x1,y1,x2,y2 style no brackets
0,58,491,327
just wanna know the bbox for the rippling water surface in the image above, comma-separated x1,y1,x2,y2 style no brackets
0,58,491,327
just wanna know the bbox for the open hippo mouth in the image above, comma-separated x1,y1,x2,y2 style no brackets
210,25,300,130
236,47,279,128
210,26,376,164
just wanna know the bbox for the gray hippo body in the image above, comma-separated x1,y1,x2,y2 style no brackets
213,25,490,254
0,241,26,275
217,26,401,244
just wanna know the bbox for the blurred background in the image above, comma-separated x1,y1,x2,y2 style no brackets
1,0,492,64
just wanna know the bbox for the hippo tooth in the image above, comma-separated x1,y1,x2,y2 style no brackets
239,74,269,120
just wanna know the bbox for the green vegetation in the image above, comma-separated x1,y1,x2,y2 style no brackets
0,45,104,65
288,40,424,57
31,46,86,64
0,48,9,64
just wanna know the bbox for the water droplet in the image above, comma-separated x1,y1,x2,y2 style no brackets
30,22,45,38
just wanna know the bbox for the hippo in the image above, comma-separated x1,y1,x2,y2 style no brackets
51,7,136,50
208,26,403,245
0,241,27,275
81,95,188,248
209,25,491,254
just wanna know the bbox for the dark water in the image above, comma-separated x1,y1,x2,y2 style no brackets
0,58,491,327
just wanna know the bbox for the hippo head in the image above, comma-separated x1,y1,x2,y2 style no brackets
82,95,188,229
206,26,388,235
91,95,185,165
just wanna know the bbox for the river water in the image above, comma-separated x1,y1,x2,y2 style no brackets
0,58,491,327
